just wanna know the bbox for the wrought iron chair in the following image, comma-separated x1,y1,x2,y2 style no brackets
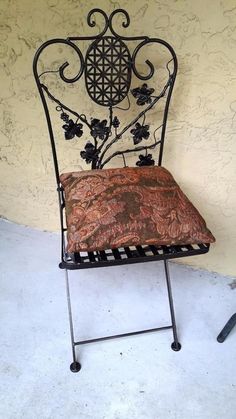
33,8,215,372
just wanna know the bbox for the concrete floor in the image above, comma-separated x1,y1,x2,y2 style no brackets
0,219,235,419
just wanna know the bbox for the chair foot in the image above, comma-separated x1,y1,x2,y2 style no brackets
171,341,181,351
70,361,82,373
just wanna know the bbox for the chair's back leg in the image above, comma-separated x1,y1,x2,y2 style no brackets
164,260,181,351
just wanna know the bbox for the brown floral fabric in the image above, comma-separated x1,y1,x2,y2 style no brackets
60,166,215,253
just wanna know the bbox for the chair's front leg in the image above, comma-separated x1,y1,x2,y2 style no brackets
65,269,82,372
163,260,181,351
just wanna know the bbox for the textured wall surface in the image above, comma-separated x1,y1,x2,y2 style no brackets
0,0,235,276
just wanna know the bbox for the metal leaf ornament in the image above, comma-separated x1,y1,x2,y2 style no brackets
136,153,155,167
90,118,109,140
131,83,155,105
80,142,99,164
61,113,83,140
130,122,150,145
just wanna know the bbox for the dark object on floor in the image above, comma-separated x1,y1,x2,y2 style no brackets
217,313,236,343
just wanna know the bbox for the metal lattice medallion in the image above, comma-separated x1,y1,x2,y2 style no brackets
85,36,131,107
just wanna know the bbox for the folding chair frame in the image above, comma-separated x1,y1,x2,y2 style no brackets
33,8,211,372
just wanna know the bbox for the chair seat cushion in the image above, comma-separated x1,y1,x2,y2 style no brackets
60,166,215,253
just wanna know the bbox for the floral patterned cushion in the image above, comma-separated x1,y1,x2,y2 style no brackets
60,166,215,253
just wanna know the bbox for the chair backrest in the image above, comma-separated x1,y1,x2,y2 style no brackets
33,8,177,185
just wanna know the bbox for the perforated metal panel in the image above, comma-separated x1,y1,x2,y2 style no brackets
85,36,131,106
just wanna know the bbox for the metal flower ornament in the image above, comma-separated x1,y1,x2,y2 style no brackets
61,113,83,140
130,122,150,145
53,79,160,167
131,83,155,106
136,153,155,167
90,118,109,141
80,142,99,164
35,9,176,169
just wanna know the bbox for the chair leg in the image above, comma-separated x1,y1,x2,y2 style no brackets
163,260,181,351
65,269,82,372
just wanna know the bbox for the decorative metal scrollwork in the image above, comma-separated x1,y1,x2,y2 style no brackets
108,9,130,38
56,40,85,84
33,8,177,179
87,8,109,37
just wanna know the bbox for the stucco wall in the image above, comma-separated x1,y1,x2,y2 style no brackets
0,0,235,276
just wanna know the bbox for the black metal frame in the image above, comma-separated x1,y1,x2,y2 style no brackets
217,313,236,343
33,9,211,372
